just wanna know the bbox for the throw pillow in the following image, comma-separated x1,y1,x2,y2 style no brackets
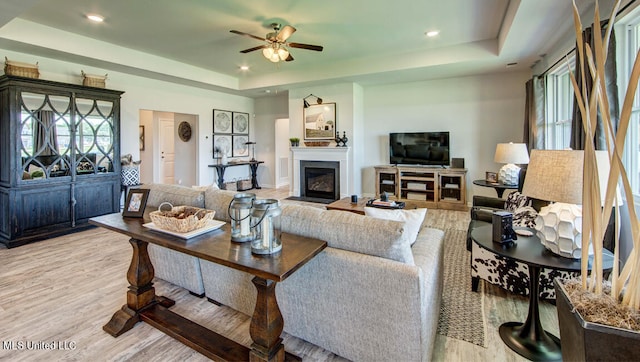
363,207,427,246
504,191,531,212
513,206,538,228
280,204,415,265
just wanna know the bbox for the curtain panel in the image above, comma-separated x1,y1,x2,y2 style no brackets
524,76,545,150
569,22,620,151
33,110,59,156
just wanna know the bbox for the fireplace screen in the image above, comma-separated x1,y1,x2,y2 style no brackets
300,161,340,201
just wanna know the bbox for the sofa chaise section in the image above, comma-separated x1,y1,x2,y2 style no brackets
200,203,444,362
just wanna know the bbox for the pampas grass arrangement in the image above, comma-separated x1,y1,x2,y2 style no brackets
568,0,640,323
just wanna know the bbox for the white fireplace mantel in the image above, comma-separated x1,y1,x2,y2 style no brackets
291,147,351,198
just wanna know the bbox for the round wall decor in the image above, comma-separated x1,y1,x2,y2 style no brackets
178,121,192,142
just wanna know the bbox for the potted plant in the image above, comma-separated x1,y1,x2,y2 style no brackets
554,1,640,360
30,170,44,179
289,137,300,147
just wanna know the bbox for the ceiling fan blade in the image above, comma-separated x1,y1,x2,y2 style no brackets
240,45,267,53
288,42,323,52
276,25,296,42
230,30,266,42
285,54,294,62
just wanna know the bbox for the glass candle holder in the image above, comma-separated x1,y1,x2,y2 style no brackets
250,199,282,255
228,192,256,242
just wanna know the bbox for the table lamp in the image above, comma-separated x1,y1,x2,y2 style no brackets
494,143,530,185
520,148,626,260
245,141,256,161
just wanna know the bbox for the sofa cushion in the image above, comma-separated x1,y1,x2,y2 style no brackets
281,204,414,265
363,207,427,246
204,188,237,222
141,183,205,209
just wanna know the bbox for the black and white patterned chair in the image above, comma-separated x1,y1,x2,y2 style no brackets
466,190,576,300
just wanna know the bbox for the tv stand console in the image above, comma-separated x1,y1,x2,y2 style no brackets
374,165,467,211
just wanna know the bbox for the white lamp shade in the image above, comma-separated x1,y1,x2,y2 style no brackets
521,150,583,204
494,143,530,164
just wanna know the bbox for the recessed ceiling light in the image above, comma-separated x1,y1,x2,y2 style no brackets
240,65,249,71
87,14,104,23
425,30,439,37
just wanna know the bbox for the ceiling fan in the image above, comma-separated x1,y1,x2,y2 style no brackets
230,23,323,63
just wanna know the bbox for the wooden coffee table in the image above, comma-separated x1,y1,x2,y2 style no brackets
326,197,417,215
90,212,326,362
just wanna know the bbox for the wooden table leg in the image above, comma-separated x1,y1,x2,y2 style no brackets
249,277,285,362
103,238,158,337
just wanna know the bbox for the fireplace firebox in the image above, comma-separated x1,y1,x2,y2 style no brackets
300,160,340,202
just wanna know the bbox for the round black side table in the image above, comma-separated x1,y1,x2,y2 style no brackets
472,179,518,198
471,224,614,361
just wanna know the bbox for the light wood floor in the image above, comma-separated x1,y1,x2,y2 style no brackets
0,187,558,361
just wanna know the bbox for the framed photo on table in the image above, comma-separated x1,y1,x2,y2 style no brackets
485,171,498,183
213,109,232,133
122,188,149,218
232,112,249,134
304,102,336,140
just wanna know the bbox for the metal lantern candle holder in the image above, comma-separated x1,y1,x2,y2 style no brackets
228,192,256,242
250,199,282,255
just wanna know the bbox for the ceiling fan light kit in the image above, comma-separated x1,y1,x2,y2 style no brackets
231,23,323,64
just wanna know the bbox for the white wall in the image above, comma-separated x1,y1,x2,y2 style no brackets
362,71,531,199
254,95,288,188
174,113,197,186
289,83,363,195
139,110,153,184
1,48,254,187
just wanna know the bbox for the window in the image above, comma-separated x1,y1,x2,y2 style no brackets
544,57,575,150
619,16,640,197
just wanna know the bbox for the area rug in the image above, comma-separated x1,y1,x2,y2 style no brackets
437,228,487,347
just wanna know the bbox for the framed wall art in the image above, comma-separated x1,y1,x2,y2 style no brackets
213,109,232,133
232,135,249,157
304,103,336,140
213,135,232,157
232,112,249,134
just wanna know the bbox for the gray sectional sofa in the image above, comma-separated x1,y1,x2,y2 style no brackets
140,183,445,362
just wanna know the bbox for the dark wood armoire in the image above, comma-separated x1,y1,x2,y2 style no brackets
0,75,124,247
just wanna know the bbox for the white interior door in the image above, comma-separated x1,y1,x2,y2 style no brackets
275,118,290,188
159,119,175,184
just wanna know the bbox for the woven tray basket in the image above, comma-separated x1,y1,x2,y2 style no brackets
4,57,39,79
149,203,215,233
81,70,107,88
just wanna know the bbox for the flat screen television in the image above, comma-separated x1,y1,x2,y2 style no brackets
389,132,450,166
